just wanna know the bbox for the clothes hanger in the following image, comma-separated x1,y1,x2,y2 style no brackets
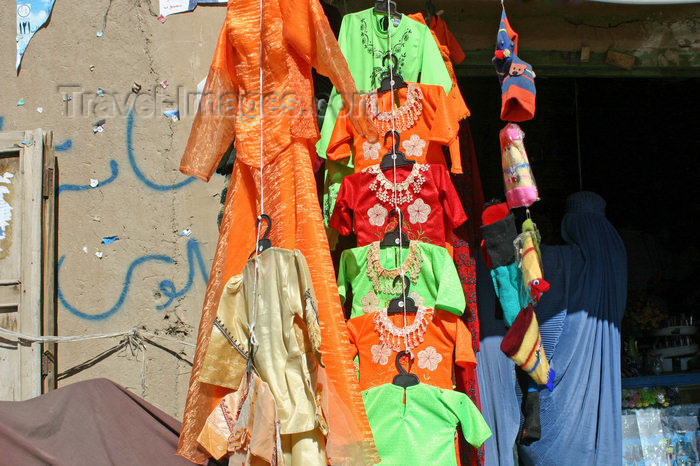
379,130,414,171
373,0,399,18
378,53,407,95
392,350,420,387
248,213,272,258
379,208,410,248
386,274,418,315
373,1,400,35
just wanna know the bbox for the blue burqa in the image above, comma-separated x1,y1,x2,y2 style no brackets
476,252,520,466
478,192,627,465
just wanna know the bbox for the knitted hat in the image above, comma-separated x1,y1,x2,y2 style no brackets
492,10,536,122
500,305,554,391
480,202,517,268
491,263,529,326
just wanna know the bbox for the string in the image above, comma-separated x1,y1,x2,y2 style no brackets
384,0,409,357
574,79,583,191
248,0,266,376
0,325,195,398
0,326,195,347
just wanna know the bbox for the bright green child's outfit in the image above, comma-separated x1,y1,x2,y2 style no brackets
337,241,465,319
362,383,492,465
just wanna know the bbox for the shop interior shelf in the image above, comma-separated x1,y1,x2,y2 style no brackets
651,326,697,337
622,373,700,389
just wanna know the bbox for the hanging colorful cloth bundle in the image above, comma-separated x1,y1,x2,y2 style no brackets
480,203,554,390
492,9,536,122
499,123,538,209
500,305,554,391
515,218,550,303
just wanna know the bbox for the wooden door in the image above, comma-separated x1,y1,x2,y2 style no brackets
0,129,55,400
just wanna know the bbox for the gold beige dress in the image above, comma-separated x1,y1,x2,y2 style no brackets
200,248,327,464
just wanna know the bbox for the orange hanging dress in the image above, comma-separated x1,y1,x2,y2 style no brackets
177,0,378,463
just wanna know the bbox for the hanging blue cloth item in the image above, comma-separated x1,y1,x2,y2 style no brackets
518,191,627,465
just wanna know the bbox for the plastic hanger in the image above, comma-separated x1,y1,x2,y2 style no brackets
248,214,272,258
386,274,418,315
379,130,414,171
373,2,400,39
373,0,398,17
380,208,410,248
392,350,419,387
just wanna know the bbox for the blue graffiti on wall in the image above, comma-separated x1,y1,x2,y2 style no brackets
126,107,195,191
58,238,208,320
58,107,197,194
57,160,119,193
55,139,72,151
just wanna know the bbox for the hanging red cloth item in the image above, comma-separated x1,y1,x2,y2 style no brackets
430,15,467,65
330,163,467,249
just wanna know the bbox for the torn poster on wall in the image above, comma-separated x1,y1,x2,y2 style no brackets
159,0,226,19
0,172,15,254
16,0,56,72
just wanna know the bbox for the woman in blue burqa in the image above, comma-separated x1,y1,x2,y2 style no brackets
477,191,627,465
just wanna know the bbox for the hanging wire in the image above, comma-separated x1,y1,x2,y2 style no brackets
383,0,409,356
574,79,583,191
247,0,266,377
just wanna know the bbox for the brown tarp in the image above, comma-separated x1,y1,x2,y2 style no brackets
0,378,221,465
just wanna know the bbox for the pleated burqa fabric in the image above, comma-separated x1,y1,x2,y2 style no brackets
176,0,378,463
519,191,627,465
475,252,519,466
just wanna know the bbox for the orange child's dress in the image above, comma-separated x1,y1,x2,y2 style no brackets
346,307,476,391
177,0,377,463
326,82,461,174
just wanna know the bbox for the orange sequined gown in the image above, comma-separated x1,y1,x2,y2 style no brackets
177,0,378,463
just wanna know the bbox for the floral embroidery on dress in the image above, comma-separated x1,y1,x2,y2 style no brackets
407,198,431,224
367,203,388,226
417,346,442,371
361,291,380,314
363,141,381,160
402,134,426,158
371,343,391,365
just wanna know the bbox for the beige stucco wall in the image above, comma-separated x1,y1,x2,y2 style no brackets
0,0,697,420
2,2,227,418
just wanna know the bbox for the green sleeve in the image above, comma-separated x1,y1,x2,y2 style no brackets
434,246,466,316
317,14,351,162
323,160,355,227
442,389,492,448
337,249,351,305
418,27,452,95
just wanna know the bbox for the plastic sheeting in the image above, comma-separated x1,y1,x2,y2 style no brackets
0,378,213,466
